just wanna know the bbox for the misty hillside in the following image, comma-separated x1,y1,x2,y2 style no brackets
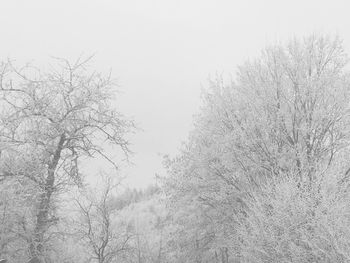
2,3,350,262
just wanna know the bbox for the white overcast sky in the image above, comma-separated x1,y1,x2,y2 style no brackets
1,0,350,188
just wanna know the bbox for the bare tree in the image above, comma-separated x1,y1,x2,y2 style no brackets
0,57,134,263
74,176,132,263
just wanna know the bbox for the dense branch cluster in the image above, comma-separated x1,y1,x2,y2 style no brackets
165,35,350,263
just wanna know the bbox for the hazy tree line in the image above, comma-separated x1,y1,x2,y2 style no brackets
2,34,350,263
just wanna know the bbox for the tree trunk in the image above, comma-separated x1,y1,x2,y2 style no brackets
215,251,219,263
157,228,163,263
220,247,229,263
29,134,65,263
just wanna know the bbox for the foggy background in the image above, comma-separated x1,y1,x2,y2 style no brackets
1,0,349,188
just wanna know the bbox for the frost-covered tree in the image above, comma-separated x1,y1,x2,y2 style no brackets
74,176,133,263
0,57,134,263
165,35,350,262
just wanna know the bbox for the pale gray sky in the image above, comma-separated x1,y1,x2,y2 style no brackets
1,0,350,188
